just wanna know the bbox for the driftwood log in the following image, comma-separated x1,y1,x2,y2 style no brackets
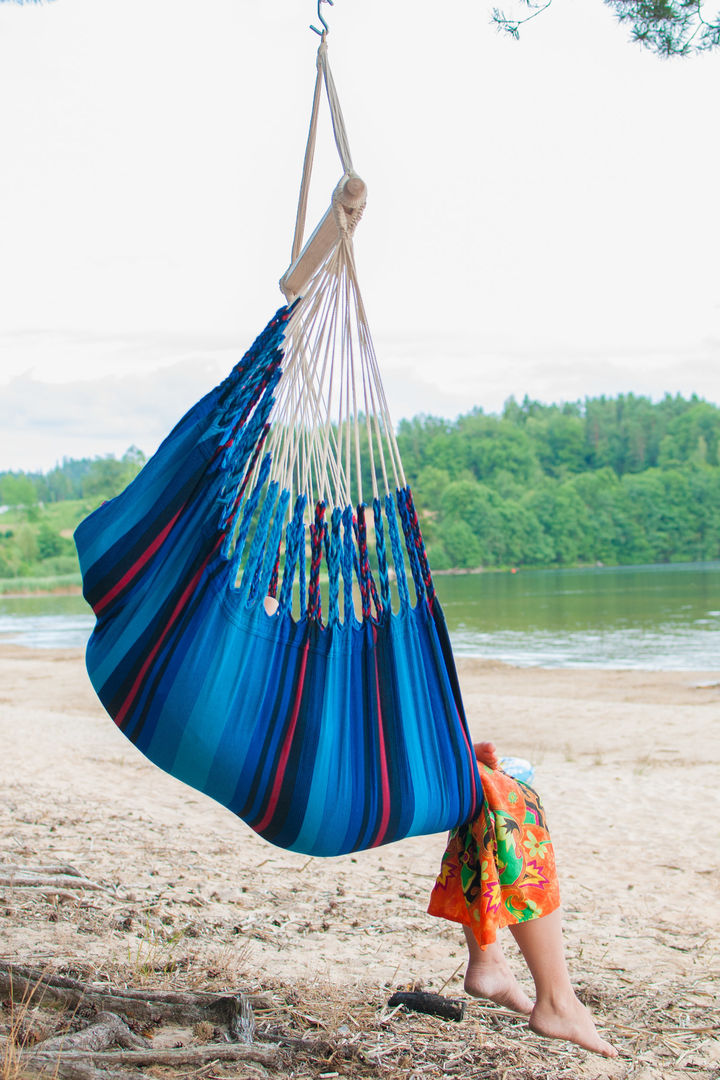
0,864,106,895
387,990,466,1022
0,873,103,892
25,1039,280,1073
3,966,276,1080
0,963,260,1031
29,1012,146,1054
19,1013,149,1078
16,1059,140,1080
0,863,84,877
0,964,377,1080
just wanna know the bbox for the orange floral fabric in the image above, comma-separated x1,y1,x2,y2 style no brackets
427,764,561,948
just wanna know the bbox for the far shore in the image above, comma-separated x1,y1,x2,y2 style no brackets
2,556,716,600
0,585,83,598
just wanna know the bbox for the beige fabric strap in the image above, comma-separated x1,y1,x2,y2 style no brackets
260,35,401,514
317,40,354,175
291,59,324,265
290,37,357,263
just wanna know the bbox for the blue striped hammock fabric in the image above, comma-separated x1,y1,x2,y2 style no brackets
74,41,482,857
74,303,482,856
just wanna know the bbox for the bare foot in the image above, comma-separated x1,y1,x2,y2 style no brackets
464,941,533,1015
530,993,618,1057
473,741,499,769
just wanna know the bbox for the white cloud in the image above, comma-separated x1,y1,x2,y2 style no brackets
1,0,720,471
0,354,225,471
2,330,719,473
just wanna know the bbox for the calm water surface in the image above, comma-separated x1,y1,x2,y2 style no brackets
438,561,720,669
1,562,718,668
0,594,93,649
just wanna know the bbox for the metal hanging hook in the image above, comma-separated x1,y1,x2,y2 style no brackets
310,0,334,36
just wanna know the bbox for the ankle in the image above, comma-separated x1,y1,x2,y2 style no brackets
467,952,504,971
534,986,578,1014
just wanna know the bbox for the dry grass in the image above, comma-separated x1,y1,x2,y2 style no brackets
2,837,720,1079
0,969,66,1080
3,950,719,1080
1,995,25,1080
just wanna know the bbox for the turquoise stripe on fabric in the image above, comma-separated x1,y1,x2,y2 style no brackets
75,306,482,858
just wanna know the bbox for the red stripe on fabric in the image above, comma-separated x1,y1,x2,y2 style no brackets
253,638,310,836
370,625,392,847
95,505,184,616
113,544,217,728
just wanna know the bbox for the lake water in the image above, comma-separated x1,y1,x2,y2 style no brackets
1,561,718,669
439,561,720,669
0,594,94,650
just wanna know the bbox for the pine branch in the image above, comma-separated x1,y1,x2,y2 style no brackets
491,0,553,40
491,0,720,55
608,0,720,55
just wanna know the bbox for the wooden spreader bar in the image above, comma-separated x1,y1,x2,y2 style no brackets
280,175,367,303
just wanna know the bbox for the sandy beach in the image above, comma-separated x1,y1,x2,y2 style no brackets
1,644,719,1079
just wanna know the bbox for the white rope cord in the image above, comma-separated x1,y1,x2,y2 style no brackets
253,38,408,534
358,327,381,501
281,255,340,482
314,262,343,503
298,268,338,504
317,40,354,176
341,237,404,493
291,57,324,266
270,251,349,513
290,39,357,270
304,250,343,501
353,270,406,491
270,240,399,513
270,259,335,477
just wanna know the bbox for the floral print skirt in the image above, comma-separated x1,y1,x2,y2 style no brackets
427,763,561,948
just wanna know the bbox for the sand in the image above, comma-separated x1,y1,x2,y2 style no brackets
1,644,719,1079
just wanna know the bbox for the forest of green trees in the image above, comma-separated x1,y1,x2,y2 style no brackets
0,448,146,582
1,393,719,582
395,392,720,569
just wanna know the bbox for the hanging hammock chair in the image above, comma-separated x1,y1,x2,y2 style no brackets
74,33,482,858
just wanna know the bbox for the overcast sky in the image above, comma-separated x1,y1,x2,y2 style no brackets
1,0,719,472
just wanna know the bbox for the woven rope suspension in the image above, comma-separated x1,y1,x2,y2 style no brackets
74,31,482,857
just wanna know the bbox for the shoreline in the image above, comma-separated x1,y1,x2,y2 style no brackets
2,641,719,680
0,585,83,598
1,556,719,598
2,640,720,679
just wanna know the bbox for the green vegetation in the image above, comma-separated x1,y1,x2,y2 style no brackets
395,393,720,570
0,448,145,585
2,394,720,584
493,1,720,57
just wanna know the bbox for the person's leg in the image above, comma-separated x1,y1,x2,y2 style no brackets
509,910,617,1057
462,925,533,1014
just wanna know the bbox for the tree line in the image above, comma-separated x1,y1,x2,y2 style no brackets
0,448,146,581
1,394,719,579
0,447,146,509
395,392,720,569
